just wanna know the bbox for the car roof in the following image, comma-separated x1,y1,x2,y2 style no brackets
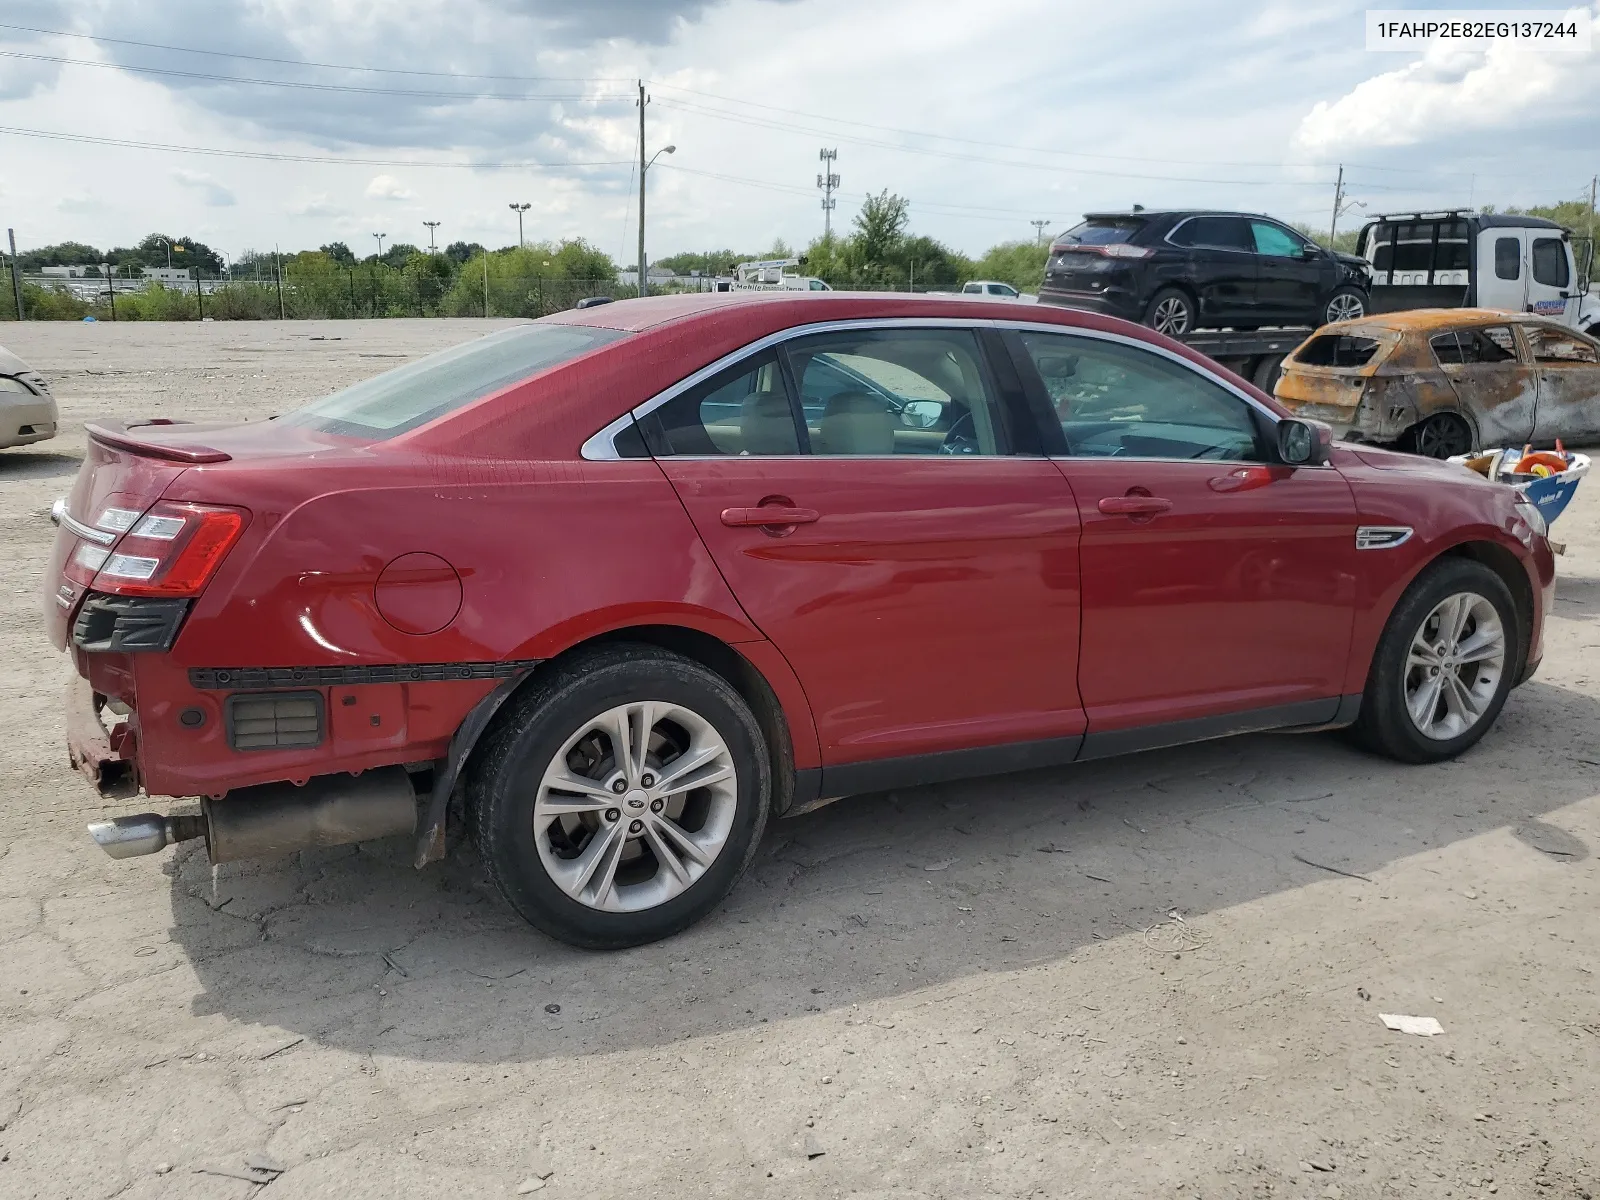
1078,210,1283,222
542,289,1057,333
1325,308,1579,335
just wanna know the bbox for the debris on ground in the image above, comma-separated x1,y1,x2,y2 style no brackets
923,859,955,872
1292,853,1372,883
805,1133,826,1159
1379,1013,1444,1037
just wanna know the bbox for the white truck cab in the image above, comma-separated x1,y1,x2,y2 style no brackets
1357,210,1599,335
720,258,832,292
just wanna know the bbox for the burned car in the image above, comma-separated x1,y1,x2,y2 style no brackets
1274,309,1600,459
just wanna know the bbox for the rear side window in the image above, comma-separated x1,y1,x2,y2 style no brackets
1531,238,1570,288
651,351,800,456
1056,218,1145,246
1433,326,1520,366
1494,238,1521,280
1295,334,1382,368
1170,216,1252,252
284,323,629,438
1430,333,1467,366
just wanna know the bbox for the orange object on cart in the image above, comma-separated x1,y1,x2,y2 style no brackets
1513,449,1570,475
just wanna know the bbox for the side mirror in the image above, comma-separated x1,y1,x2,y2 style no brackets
900,400,942,429
1277,418,1332,466
1301,245,1323,260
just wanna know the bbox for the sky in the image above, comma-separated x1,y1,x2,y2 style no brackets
0,0,1596,264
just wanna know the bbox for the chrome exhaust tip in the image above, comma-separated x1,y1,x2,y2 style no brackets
87,813,204,859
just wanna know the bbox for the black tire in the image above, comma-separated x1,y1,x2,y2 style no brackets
1251,353,1286,395
1350,558,1519,764
1323,285,1366,325
1144,287,1195,336
1404,412,1474,459
469,644,771,949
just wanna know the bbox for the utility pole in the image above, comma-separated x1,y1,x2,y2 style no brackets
483,250,490,317
818,148,839,239
638,81,648,296
274,245,285,320
1328,164,1345,245
423,220,441,251
6,228,23,320
1590,174,1597,247
508,204,529,248
102,261,115,321
372,232,386,259
195,268,204,319
1031,219,1052,246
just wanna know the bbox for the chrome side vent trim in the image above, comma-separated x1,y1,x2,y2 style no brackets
1355,525,1414,550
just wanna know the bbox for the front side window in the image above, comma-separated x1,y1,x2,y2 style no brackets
785,328,1006,456
285,323,630,438
652,350,801,456
1020,331,1264,462
1250,221,1307,258
1526,325,1599,364
1531,237,1570,288
1494,237,1521,280
1430,332,1466,366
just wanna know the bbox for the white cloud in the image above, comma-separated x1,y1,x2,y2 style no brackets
172,169,238,207
288,193,349,219
365,174,415,201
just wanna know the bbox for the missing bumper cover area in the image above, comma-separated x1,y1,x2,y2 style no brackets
72,593,190,653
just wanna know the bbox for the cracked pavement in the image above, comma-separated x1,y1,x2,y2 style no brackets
1,320,1596,1199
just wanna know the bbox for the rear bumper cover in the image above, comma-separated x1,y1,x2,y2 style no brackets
65,678,138,797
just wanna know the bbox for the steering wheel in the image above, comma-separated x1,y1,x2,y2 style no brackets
938,409,980,455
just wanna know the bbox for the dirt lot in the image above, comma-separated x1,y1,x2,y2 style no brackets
1,319,1597,1200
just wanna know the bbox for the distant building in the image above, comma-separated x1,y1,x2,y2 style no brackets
141,267,193,285
41,265,90,278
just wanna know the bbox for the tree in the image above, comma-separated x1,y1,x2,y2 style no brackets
853,190,910,264
443,240,483,266
320,241,356,265
651,249,755,276
16,241,103,270
129,233,224,274
971,241,1050,291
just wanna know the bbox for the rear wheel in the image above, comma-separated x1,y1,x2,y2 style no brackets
469,645,770,949
1405,412,1474,459
1351,559,1518,763
1144,287,1194,336
1324,286,1366,324
1251,353,1287,395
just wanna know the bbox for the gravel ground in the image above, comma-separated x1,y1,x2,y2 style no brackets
1,319,1596,1200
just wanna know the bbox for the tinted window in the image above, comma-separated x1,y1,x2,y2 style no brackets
1532,237,1570,288
1171,216,1252,252
1020,332,1263,462
1056,218,1145,246
653,351,800,456
285,323,629,438
1251,221,1306,257
786,328,1005,456
1526,326,1599,364
1494,238,1521,280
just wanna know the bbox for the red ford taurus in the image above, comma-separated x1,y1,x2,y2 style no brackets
46,293,1555,948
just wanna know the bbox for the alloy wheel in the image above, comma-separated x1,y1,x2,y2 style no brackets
1413,414,1473,459
1403,592,1506,741
532,701,738,912
1152,297,1191,336
1326,292,1365,322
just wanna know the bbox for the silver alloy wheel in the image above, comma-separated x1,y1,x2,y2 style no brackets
533,701,738,912
1327,292,1365,322
1152,296,1191,335
1403,592,1506,741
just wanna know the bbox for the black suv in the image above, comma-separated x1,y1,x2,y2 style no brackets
1039,210,1370,335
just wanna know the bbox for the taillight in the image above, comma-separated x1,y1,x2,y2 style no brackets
1050,243,1152,260
87,501,247,597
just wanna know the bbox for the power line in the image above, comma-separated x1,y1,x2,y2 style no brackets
0,49,633,101
0,124,632,169
0,21,632,82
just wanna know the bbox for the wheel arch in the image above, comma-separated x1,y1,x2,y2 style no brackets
1398,407,1479,457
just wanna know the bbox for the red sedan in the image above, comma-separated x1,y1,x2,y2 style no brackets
46,293,1555,948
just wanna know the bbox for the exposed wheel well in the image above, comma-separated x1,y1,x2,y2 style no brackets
1439,541,1533,676
564,625,798,812
1398,409,1477,455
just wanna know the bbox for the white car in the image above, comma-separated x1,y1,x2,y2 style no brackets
960,280,1038,302
0,344,57,449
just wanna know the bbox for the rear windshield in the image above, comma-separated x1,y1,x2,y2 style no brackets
1056,218,1145,246
1294,334,1383,368
283,323,630,438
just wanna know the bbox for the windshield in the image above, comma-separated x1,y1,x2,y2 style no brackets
283,323,630,438
1057,218,1145,246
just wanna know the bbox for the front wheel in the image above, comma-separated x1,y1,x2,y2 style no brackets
1351,559,1518,763
1324,286,1366,324
1405,412,1474,460
469,645,771,949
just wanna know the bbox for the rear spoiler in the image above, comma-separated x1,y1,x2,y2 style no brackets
86,420,231,464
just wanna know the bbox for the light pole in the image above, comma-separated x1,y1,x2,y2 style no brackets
638,143,675,297
373,232,387,259
508,203,530,248
1030,219,1052,246
423,220,441,252
156,237,171,269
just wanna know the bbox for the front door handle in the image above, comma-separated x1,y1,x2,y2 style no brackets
720,505,819,528
1097,495,1172,517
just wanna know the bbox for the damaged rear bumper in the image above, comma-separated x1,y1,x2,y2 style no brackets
66,677,139,797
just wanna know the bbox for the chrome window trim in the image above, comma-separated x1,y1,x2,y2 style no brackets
580,315,1307,466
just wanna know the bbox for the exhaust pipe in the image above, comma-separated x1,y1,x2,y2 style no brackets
87,767,419,863
88,812,205,859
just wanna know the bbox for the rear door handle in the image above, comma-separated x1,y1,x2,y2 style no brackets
1097,496,1172,516
720,505,820,528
